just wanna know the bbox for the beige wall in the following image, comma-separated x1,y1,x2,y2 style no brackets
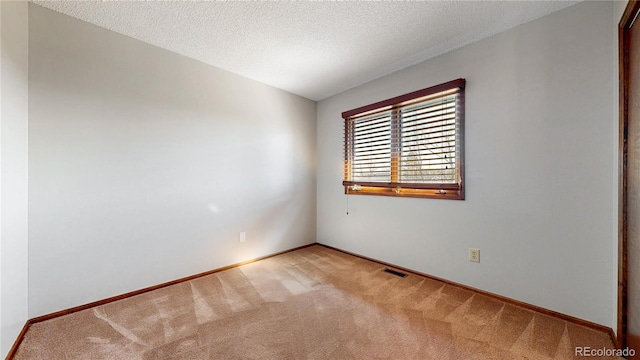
27,4,316,317
0,0,29,357
317,1,616,328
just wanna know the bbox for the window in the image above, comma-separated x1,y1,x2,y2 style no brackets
342,78,465,200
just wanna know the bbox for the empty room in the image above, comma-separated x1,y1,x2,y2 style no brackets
1,0,638,359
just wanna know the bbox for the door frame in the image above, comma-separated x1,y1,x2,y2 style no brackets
619,0,640,349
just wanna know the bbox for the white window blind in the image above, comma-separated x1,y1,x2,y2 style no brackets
347,111,392,183
342,79,465,199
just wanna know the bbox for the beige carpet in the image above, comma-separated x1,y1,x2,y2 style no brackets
13,245,618,359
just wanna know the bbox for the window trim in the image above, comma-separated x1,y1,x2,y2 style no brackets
342,78,466,200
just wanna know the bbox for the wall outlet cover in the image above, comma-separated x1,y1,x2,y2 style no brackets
469,248,480,263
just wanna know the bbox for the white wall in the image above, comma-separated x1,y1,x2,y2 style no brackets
28,4,316,317
0,1,29,357
612,0,628,337
318,1,616,328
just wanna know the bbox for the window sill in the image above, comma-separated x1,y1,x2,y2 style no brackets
344,186,464,200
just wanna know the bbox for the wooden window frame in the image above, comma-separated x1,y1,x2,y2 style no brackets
342,78,466,200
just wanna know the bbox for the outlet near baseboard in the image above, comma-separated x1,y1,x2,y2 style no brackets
469,248,480,263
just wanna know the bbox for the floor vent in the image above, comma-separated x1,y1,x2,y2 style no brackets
383,268,408,278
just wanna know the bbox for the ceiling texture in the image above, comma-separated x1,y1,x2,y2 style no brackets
31,0,579,101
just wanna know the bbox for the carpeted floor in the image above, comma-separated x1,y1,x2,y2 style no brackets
13,245,618,359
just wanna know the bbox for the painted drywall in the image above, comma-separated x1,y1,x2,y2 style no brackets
612,0,627,337
28,4,316,317
318,1,615,328
0,0,29,357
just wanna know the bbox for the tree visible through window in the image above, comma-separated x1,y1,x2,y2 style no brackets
342,79,465,199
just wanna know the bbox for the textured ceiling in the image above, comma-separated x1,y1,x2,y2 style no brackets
31,0,579,101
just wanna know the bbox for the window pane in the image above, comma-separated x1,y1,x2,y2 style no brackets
399,95,459,184
350,112,392,182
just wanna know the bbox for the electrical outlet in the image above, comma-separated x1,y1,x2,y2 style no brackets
469,248,480,263
239,232,246,243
